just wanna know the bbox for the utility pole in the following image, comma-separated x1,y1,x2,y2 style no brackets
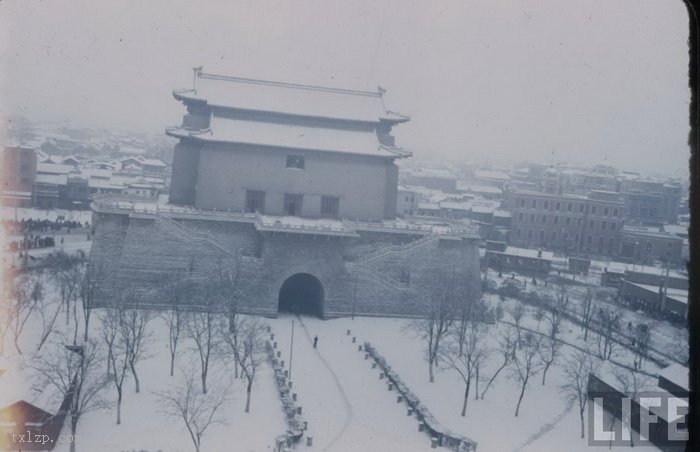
288,319,294,379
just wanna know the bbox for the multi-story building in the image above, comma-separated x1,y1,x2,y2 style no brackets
504,189,625,256
622,179,682,224
1,145,37,207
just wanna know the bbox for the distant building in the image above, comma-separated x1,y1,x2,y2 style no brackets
403,169,458,193
619,226,683,264
1,145,37,207
622,179,682,224
484,241,553,274
397,186,418,216
503,189,624,256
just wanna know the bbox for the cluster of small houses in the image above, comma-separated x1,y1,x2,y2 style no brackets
2,144,169,210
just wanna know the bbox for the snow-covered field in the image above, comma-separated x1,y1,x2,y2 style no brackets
300,315,662,452
2,269,675,452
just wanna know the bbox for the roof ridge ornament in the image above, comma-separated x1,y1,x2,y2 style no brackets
192,65,204,93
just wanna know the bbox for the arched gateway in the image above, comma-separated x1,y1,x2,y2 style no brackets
278,273,324,317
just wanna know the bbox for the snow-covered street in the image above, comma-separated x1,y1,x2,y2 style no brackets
270,314,431,451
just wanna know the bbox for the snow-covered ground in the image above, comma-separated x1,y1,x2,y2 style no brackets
269,314,432,451
295,315,663,452
2,269,675,451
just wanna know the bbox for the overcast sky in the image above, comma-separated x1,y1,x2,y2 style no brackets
0,0,690,177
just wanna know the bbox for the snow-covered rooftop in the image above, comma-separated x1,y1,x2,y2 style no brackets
488,246,554,260
37,162,73,175
35,174,68,185
174,72,409,124
169,115,407,158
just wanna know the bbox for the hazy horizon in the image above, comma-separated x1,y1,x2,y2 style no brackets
0,0,691,177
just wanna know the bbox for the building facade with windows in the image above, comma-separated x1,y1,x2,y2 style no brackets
504,189,625,256
90,71,482,319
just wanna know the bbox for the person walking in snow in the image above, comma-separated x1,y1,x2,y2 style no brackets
313,335,318,348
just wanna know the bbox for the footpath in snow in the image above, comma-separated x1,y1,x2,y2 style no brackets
270,314,431,452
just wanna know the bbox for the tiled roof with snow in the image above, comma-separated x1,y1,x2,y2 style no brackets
141,158,167,167
170,115,408,158
174,72,409,124
37,162,73,175
35,174,68,185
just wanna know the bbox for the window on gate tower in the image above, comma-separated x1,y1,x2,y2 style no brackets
321,196,340,218
245,190,266,213
284,193,303,216
286,155,305,169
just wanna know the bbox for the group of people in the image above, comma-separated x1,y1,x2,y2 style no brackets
1,218,89,235
8,235,56,251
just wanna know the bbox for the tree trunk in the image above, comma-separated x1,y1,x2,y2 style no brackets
69,416,78,452
514,379,527,417
117,390,122,425
131,362,140,393
201,371,208,394
481,361,507,399
542,362,551,385
170,352,175,377
13,334,22,354
428,358,435,383
579,407,585,439
245,380,252,413
474,365,479,400
461,380,470,416
83,310,91,342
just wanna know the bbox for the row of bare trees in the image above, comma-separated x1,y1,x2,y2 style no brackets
1,251,103,356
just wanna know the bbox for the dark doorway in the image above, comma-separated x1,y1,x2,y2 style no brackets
278,273,324,317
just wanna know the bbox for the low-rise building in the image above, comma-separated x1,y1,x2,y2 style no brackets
619,226,683,264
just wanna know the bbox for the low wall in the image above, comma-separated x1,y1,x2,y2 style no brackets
363,342,478,451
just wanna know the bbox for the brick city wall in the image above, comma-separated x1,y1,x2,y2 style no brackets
89,212,481,318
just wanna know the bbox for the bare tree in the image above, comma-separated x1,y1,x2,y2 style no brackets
408,271,455,383
186,285,220,393
442,321,488,416
6,275,41,354
538,336,563,385
613,367,653,446
454,276,481,357
220,312,243,379
596,307,621,360
31,337,109,452
215,259,250,334
162,274,187,377
509,303,526,342
35,279,63,352
156,370,231,452
44,250,83,327
560,350,598,439
481,326,517,399
629,322,653,370
236,317,268,413
120,303,153,393
100,308,130,424
511,332,542,417
579,288,597,342
80,263,102,342
543,284,570,341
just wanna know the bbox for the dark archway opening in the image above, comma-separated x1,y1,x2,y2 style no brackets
278,273,324,317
